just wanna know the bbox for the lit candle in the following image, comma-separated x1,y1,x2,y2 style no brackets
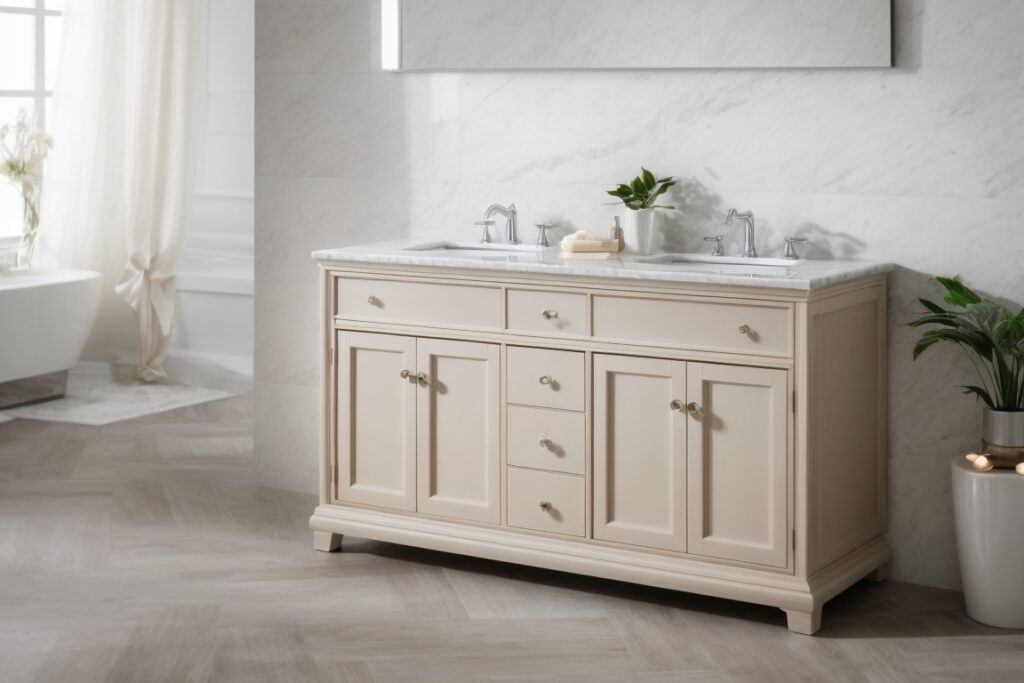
965,452,979,463
972,455,994,472
1016,462,1024,477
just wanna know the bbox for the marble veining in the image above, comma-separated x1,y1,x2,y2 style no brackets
313,240,893,291
256,0,1024,591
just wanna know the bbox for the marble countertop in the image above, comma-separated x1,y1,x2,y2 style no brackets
313,240,893,291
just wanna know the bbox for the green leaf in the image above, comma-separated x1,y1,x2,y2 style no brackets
918,298,947,315
912,336,940,361
960,385,996,409
908,313,959,329
651,181,677,200
630,177,648,198
936,276,982,307
641,168,657,191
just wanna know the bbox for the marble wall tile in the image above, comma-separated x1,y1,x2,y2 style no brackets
256,0,1024,590
255,382,319,495
254,282,320,387
256,1,376,75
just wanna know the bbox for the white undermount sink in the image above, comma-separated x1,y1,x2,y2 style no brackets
636,253,800,277
402,241,548,254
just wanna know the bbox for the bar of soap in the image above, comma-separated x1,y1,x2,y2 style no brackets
560,239,620,253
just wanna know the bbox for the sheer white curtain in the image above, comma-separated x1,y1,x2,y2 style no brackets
40,0,206,381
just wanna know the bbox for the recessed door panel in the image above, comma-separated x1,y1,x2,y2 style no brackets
417,338,501,524
593,354,686,552
687,363,789,567
336,331,417,511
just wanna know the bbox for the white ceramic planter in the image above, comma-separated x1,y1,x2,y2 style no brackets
951,455,1024,628
621,210,659,255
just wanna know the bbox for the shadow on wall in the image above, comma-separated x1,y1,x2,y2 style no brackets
659,177,868,259
881,264,1024,589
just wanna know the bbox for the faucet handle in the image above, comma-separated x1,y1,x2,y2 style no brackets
475,220,496,244
783,236,809,260
703,235,725,256
535,223,556,248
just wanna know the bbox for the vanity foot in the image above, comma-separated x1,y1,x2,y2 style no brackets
866,561,889,583
314,531,343,553
785,607,822,635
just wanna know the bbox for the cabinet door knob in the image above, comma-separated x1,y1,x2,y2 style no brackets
687,402,700,414
538,438,553,449
539,375,553,385
538,501,551,511
670,399,684,411
739,324,752,335
368,296,380,306
415,372,428,385
542,310,558,320
400,370,411,379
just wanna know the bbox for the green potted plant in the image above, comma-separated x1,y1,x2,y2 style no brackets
911,275,1024,628
606,168,675,255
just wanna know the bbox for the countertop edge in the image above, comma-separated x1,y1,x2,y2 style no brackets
311,244,894,292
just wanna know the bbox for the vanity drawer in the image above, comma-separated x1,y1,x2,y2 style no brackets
507,467,585,537
592,295,793,357
335,277,501,330
507,289,587,336
506,346,585,411
507,405,585,475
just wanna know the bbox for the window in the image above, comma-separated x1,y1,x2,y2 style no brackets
0,0,62,238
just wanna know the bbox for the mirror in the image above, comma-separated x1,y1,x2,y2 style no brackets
382,0,892,71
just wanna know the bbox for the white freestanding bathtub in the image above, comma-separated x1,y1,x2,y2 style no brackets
0,268,102,408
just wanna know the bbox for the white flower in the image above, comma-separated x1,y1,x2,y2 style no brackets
0,109,53,192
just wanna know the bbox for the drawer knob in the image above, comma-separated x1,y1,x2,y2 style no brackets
539,375,553,385
739,324,752,335
538,501,552,512
538,438,553,449
542,310,559,320
368,296,381,306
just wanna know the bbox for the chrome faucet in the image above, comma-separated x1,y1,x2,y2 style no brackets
485,203,519,244
725,209,757,258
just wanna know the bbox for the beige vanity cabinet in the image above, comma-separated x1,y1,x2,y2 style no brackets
415,338,501,525
592,357,789,566
593,354,687,552
313,260,891,636
685,363,789,568
335,331,417,511
334,331,500,524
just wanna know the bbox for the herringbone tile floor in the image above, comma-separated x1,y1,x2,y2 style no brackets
1,394,1021,682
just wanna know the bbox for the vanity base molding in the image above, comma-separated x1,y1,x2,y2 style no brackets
312,259,892,636
310,505,890,635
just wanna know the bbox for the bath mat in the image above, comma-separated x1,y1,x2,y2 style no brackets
0,357,252,426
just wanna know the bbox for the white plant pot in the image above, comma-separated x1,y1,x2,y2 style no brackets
621,210,659,255
951,455,1024,628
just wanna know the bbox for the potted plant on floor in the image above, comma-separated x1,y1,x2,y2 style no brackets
606,168,676,255
911,276,1024,628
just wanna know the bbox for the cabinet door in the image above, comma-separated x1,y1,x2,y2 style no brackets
593,355,687,551
687,363,789,567
416,339,501,524
336,331,417,511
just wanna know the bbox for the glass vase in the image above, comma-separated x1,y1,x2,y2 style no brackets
22,185,40,266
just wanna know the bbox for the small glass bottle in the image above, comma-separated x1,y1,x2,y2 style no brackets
610,216,624,252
